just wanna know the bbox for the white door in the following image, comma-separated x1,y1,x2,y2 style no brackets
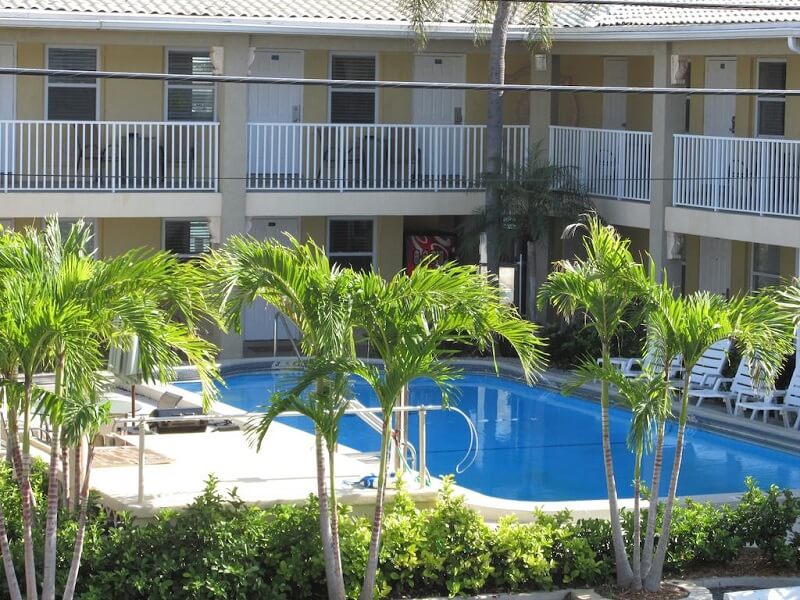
0,45,15,175
242,218,300,341
699,237,732,297
704,59,736,137
603,58,628,130
248,51,304,177
413,55,466,178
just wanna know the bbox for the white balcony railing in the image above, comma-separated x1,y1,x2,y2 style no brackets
674,134,800,217
0,121,219,192
246,123,529,191
549,125,652,202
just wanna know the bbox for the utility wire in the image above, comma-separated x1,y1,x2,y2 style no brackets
496,0,800,9
0,67,794,97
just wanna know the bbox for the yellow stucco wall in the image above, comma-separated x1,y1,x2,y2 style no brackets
380,52,413,124
303,50,328,123
377,215,403,276
300,216,326,246
104,46,164,121
16,43,44,120
785,56,800,140
736,58,754,137
617,225,649,263
780,246,797,282
688,57,705,135
99,218,161,258
557,55,603,128
627,56,653,132
730,240,749,296
683,234,700,294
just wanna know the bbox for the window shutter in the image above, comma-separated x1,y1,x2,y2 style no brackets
330,92,376,124
758,62,786,91
48,48,97,84
757,101,785,137
168,51,213,76
329,220,373,253
331,56,376,81
164,220,211,256
48,88,97,121
167,51,215,121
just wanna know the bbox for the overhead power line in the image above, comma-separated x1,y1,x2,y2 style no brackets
0,67,794,97
499,0,800,10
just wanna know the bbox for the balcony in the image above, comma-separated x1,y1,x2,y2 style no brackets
549,126,653,203
0,121,219,192
246,123,529,191
674,134,800,217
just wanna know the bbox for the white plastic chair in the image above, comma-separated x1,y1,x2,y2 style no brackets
671,339,732,391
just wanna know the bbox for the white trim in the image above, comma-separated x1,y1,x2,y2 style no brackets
328,52,378,124
45,45,100,121
2,11,800,41
755,58,787,139
326,216,376,269
164,47,217,122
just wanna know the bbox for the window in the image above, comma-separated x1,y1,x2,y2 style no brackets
328,219,374,271
752,243,781,290
756,61,786,138
163,219,212,258
330,55,376,124
166,50,215,121
46,47,98,120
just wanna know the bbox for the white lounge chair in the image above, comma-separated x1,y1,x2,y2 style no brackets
599,349,683,380
689,357,757,415
671,339,732,391
734,363,800,427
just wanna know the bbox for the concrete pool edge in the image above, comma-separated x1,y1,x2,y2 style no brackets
123,357,800,520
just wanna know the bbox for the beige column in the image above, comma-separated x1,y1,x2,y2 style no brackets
649,44,685,288
218,35,250,359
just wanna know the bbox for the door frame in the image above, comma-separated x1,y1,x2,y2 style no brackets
602,57,628,130
248,49,305,123
0,43,16,120
412,53,466,125
703,57,736,137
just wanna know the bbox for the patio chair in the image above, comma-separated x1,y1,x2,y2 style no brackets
689,356,759,414
157,390,184,410
600,349,683,380
671,339,732,390
734,362,800,427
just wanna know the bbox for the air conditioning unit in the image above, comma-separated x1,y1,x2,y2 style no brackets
667,232,685,261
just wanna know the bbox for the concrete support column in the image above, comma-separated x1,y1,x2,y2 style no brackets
649,44,685,289
529,53,554,157
218,35,250,359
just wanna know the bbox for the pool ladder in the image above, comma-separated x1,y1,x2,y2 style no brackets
347,398,420,473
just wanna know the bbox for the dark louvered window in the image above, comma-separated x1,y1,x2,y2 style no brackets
47,48,98,121
330,56,376,124
167,51,215,121
164,220,211,257
328,219,373,272
756,61,786,138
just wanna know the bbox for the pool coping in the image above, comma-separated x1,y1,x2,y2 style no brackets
127,356,800,520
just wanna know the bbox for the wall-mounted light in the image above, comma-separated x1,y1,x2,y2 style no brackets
671,55,689,86
533,54,548,72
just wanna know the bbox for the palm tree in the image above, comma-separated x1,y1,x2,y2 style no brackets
401,0,551,275
639,288,794,591
346,262,545,599
462,150,590,317
0,218,221,600
538,215,651,587
201,236,359,600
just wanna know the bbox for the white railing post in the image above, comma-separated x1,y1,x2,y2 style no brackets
418,406,427,490
759,142,768,216
615,131,625,201
137,416,146,504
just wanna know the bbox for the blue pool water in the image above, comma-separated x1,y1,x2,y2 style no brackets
176,371,800,501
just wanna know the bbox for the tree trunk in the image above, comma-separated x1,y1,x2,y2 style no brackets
631,454,643,591
21,379,38,600
484,1,513,276
41,425,61,600
316,433,345,600
60,443,69,510
8,404,22,480
62,445,94,600
600,343,634,587
359,418,392,600
72,444,82,515
327,445,345,595
641,419,666,578
0,492,22,600
644,373,692,592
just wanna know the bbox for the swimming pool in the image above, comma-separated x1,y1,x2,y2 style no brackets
175,371,800,502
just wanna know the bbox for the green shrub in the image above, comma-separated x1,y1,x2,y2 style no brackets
419,477,493,596
376,485,425,597
662,500,741,572
491,514,555,590
734,477,800,567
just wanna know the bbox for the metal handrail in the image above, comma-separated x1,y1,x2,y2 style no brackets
272,312,302,358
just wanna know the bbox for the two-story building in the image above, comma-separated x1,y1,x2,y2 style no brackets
0,1,798,356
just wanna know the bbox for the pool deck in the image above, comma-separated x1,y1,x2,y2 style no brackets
80,357,800,520
92,418,439,520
